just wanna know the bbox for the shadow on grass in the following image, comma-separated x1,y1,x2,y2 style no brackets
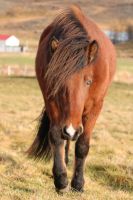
0,75,36,80
113,81,133,90
8,75,36,79
87,163,133,192
0,152,17,166
11,185,35,193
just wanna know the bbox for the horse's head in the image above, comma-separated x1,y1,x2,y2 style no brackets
45,36,98,141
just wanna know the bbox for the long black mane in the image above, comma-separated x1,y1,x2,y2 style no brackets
28,7,89,161
44,8,89,98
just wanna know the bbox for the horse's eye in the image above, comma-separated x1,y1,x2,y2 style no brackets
86,80,92,86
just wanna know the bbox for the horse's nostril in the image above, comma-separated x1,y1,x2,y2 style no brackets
62,124,83,140
62,126,69,136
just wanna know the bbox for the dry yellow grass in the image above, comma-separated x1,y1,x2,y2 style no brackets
0,64,133,199
0,0,132,48
0,1,133,199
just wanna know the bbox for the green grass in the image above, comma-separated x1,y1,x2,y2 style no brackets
0,76,133,200
0,52,133,75
117,58,133,73
0,53,35,68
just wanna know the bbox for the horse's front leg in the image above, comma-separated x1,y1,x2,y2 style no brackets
71,133,90,192
49,128,68,192
65,140,70,165
71,100,103,191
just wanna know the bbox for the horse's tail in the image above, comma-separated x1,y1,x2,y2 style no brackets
27,109,52,161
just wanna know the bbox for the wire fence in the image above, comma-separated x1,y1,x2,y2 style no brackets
0,66,133,84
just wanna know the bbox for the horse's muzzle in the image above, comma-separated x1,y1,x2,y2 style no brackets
61,124,83,141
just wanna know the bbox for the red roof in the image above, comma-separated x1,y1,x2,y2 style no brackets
0,34,11,40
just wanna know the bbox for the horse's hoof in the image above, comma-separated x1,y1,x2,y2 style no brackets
71,184,84,193
56,185,69,194
71,179,84,192
71,187,84,193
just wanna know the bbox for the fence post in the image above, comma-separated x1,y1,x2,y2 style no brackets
7,66,12,76
24,65,27,76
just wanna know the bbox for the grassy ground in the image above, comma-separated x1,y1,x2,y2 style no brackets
117,58,133,73
0,66,133,199
0,0,133,47
116,42,133,58
0,53,34,68
0,52,133,71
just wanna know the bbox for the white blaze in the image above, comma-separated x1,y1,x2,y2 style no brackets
80,124,83,134
66,123,76,137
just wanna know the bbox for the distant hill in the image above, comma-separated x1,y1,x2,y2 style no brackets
0,0,133,47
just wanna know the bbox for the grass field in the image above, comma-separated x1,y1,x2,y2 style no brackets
0,52,133,72
0,53,35,68
0,1,133,199
0,0,133,51
0,62,133,199
0,0,133,40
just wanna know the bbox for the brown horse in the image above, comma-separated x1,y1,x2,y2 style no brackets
28,5,116,192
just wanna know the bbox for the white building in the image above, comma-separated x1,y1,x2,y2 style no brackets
0,34,22,52
104,30,129,43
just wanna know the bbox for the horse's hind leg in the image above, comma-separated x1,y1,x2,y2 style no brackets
65,140,70,165
49,127,68,193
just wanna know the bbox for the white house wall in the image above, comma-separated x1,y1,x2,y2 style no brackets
5,36,20,47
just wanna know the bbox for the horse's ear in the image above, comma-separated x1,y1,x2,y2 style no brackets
51,36,59,52
88,40,98,63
